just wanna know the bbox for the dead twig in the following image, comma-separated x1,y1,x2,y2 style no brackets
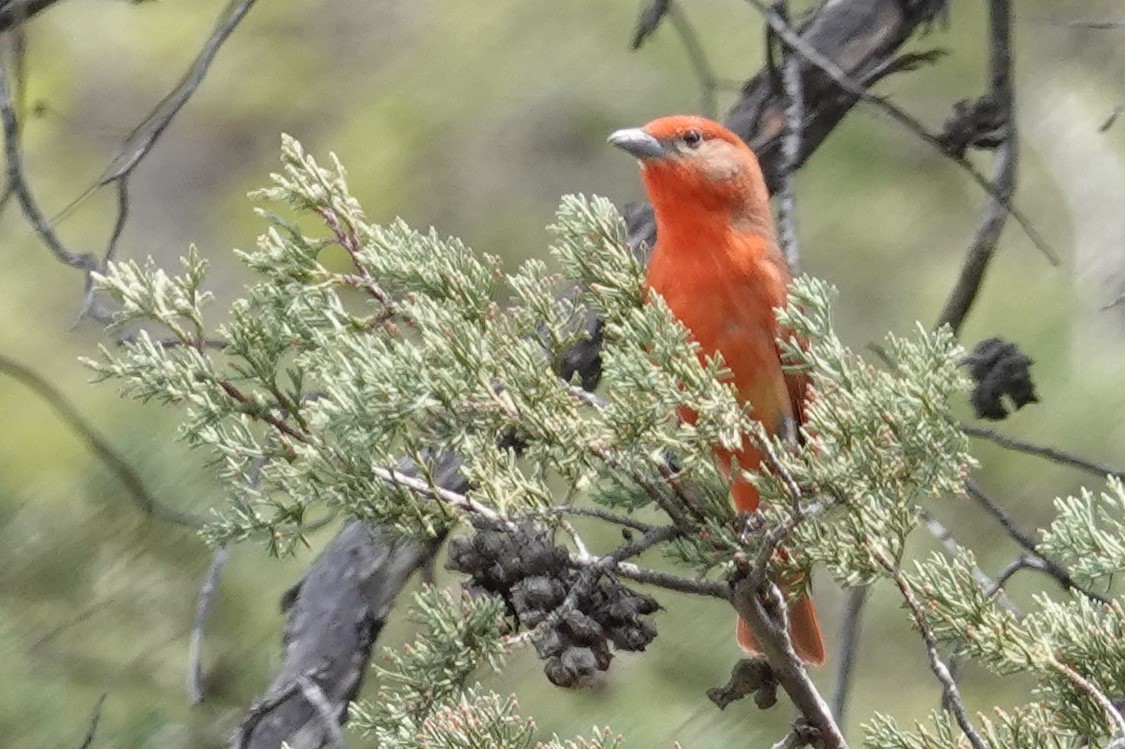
936,0,1019,334
774,0,803,274
741,0,1058,267
188,542,232,705
964,424,1125,481
965,479,1108,604
0,353,203,528
666,2,719,119
76,692,108,749
831,586,868,722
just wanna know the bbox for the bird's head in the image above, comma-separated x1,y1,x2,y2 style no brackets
608,115,771,234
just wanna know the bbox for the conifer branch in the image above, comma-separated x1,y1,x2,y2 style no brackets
874,549,988,749
1049,659,1125,742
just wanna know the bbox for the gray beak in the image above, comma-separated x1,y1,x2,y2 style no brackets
608,128,665,160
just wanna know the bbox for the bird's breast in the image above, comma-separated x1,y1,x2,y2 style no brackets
645,233,793,427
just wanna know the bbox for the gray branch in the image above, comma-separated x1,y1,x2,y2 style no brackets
232,520,438,749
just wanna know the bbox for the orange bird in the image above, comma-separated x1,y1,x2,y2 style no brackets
609,115,825,665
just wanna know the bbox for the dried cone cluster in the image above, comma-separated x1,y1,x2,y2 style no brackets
446,521,659,687
964,337,1038,420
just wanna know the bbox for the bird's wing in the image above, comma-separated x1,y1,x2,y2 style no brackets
779,330,811,441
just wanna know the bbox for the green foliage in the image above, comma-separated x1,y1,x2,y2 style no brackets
1039,478,1125,587
82,137,1125,748
878,548,1125,746
349,588,509,745
768,285,975,587
864,704,1071,749
348,588,620,749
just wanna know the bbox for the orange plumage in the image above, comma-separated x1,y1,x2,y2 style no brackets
610,115,825,666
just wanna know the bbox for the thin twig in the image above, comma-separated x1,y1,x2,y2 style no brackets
97,0,258,186
296,675,348,749
1049,659,1125,740
963,424,1125,481
874,549,988,749
558,518,591,559
920,509,1021,615
0,51,95,271
76,178,130,323
592,445,695,528
372,465,513,528
611,560,730,597
76,692,108,749
31,599,115,651
1100,105,1125,133
0,353,203,528
571,523,683,567
553,504,656,533
188,542,232,705
630,0,672,49
1061,18,1125,31
217,380,308,443
741,0,1059,266
936,0,1019,334
33,0,256,322
965,479,1109,604
831,586,868,723
666,2,719,119
774,0,803,274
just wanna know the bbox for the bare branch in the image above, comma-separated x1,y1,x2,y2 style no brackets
0,49,95,272
372,465,512,528
963,424,1125,481
0,353,203,528
612,561,729,597
236,667,327,749
1100,105,1124,132
730,580,848,748
1062,18,1125,31
920,509,1021,615
666,2,719,119
965,479,1109,604
936,0,1019,334
774,0,804,274
741,0,1058,266
1049,659,1125,741
14,0,258,322
233,523,437,749
567,523,729,598
553,504,657,533
631,0,672,49
75,692,107,749
831,586,868,723
96,0,258,187
188,542,232,705
76,179,130,323
0,0,65,33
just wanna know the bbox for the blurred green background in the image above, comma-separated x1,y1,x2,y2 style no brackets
2,0,1125,746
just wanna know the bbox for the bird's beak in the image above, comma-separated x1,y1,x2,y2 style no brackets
608,128,665,160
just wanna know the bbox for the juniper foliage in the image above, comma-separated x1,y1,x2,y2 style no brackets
83,137,1125,747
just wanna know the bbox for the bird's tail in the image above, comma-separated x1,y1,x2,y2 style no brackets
736,593,825,666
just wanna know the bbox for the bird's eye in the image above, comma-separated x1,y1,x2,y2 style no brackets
682,129,703,148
